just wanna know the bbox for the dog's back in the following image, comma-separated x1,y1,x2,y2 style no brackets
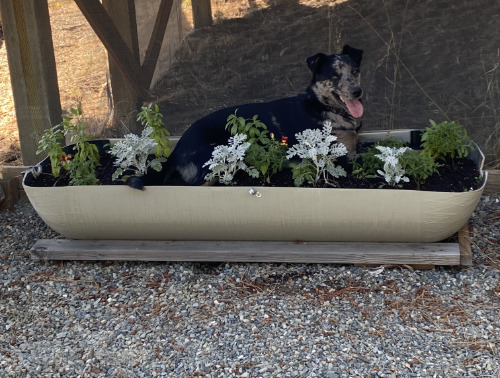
163,95,319,185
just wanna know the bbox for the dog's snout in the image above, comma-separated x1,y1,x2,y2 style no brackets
352,88,363,99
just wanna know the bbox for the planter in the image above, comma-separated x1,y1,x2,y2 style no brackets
23,130,487,243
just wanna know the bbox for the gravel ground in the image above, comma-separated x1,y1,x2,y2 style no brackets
1,195,499,377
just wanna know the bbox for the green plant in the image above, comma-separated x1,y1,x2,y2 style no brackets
225,109,269,145
137,104,172,158
225,111,287,183
244,134,289,183
352,135,441,189
37,105,101,185
37,124,66,178
421,120,474,161
399,149,441,189
288,161,316,187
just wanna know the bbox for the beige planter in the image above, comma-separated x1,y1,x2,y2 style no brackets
23,130,487,242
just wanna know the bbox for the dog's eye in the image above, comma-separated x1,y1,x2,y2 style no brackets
352,70,359,75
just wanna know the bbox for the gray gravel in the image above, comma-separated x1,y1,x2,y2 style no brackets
1,195,499,377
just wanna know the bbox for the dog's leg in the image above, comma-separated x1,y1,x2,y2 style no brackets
336,130,358,159
202,178,218,186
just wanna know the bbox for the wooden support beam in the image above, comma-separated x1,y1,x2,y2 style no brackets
74,0,146,97
192,0,212,29
102,0,141,132
458,223,473,267
0,0,62,165
30,239,461,266
142,0,174,88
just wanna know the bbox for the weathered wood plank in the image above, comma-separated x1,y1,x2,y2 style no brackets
1,166,27,179
31,239,461,265
458,223,473,267
484,170,500,194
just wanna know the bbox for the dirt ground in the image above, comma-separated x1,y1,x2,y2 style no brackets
1,0,499,169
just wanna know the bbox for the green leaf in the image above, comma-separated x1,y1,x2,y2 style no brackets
259,162,269,176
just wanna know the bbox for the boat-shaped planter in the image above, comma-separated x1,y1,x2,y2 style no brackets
23,130,487,245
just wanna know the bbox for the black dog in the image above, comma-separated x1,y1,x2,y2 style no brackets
163,45,364,185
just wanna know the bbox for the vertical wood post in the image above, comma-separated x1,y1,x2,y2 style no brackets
102,0,141,134
192,0,212,29
0,0,62,165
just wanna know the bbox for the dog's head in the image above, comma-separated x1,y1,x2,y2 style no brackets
307,45,364,119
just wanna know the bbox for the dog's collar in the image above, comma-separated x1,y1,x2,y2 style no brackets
325,105,352,120
303,92,353,121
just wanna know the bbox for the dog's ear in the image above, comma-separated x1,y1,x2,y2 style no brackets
306,53,329,73
342,45,363,67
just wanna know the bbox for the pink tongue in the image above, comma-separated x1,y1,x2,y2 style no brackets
345,99,364,118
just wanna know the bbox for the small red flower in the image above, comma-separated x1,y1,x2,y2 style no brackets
280,136,288,146
61,154,72,162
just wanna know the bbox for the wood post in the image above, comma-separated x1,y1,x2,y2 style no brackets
192,0,212,29
74,0,146,98
102,0,141,133
141,0,174,88
0,0,62,165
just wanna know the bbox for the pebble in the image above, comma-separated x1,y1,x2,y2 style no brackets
0,196,499,376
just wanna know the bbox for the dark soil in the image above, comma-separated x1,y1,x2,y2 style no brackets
204,157,482,192
28,148,483,193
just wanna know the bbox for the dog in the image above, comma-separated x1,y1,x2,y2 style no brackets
162,45,364,185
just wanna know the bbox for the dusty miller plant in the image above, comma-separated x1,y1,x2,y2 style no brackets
375,146,410,187
286,121,347,187
110,126,166,182
203,133,259,185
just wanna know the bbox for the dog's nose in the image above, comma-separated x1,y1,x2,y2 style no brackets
352,88,363,98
